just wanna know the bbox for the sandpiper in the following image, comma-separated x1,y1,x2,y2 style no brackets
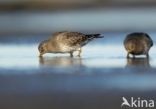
38,31,104,57
124,32,153,58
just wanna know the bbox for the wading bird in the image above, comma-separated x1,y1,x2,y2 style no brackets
38,31,104,57
124,32,153,58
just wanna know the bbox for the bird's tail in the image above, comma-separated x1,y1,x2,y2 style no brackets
85,34,104,38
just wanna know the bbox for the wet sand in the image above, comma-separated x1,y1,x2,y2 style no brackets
0,33,156,109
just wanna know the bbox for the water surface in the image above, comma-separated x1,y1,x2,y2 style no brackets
1,33,156,109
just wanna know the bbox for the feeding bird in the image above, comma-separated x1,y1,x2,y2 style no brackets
38,31,104,57
124,32,153,58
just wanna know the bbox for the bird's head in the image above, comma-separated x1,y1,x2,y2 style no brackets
38,40,48,57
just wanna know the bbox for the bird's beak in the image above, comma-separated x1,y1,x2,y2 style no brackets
39,54,42,57
39,53,44,57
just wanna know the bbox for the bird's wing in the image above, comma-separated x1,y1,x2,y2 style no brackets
61,32,88,46
48,31,67,40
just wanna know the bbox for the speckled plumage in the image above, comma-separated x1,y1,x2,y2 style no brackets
124,32,153,58
38,31,103,57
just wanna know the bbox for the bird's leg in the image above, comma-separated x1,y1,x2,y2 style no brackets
146,53,149,58
77,48,82,57
127,53,130,58
70,52,73,57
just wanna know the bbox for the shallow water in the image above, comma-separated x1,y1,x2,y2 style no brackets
1,33,156,109
1,32,156,69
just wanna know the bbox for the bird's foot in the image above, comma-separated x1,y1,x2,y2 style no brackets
70,52,73,57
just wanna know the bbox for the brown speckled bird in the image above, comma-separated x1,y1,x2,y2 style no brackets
124,32,153,58
38,31,104,57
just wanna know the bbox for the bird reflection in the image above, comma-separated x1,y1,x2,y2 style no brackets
126,58,150,68
39,56,83,67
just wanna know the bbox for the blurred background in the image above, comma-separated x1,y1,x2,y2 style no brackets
1,1,156,109
1,0,156,35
